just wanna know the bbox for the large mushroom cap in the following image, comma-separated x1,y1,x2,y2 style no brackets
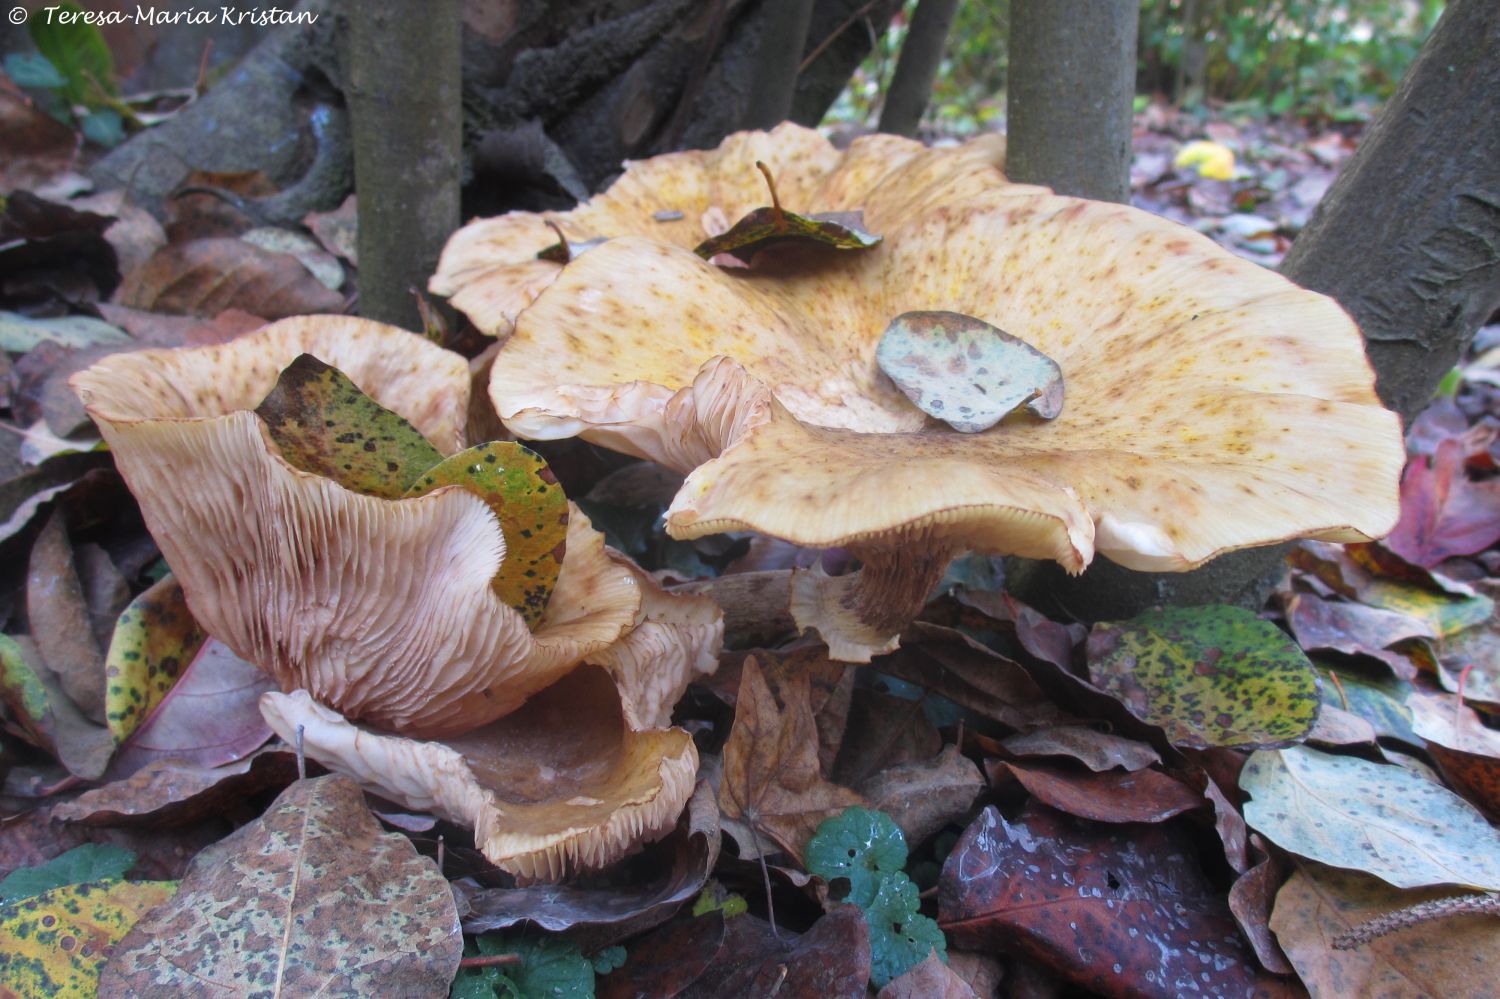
488,186,1404,659
69,317,712,736
429,121,1008,338
260,665,698,881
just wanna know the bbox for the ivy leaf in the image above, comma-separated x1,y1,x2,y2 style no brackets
806,806,909,908
255,354,444,498
693,161,881,263
457,933,596,999
406,442,568,627
876,311,1064,432
863,875,946,988
0,844,136,904
1086,604,1321,749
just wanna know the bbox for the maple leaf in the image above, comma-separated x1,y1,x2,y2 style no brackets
718,657,863,863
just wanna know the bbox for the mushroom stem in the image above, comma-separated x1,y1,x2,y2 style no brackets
754,160,784,226
790,538,960,662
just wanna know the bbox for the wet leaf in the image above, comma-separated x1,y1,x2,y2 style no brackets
105,638,275,780
455,932,594,999
1270,862,1500,999
806,806,908,908
990,760,1203,824
999,725,1162,772
254,354,444,498
1087,605,1321,749
856,745,985,848
0,843,135,903
405,441,568,626
863,875,947,987
876,949,977,999
693,161,881,264
0,879,177,998
102,573,206,744
719,657,864,862
1240,745,1500,890
596,911,726,999
1385,439,1500,567
1229,844,1294,975
1406,691,1500,815
680,906,872,999
116,236,344,319
878,623,1062,732
51,749,298,828
98,774,462,997
876,311,1064,432
939,803,1264,999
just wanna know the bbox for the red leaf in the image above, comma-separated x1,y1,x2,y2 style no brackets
1386,439,1500,567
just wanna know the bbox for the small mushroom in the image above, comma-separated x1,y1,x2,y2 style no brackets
487,187,1405,661
260,665,697,881
429,121,1008,338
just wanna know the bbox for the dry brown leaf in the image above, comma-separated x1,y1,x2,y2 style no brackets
116,236,343,319
718,656,863,862
876,950,979,999
26,511,106,720
51,749,297,827
858,744,985,847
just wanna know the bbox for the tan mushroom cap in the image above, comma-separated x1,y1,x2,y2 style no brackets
490,190,1404,658
429,121,1007,337
260,665,698,882
69,317,664,737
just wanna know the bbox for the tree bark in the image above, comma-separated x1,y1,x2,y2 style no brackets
744,0,818,129
876,0,961,137
1006,0,1138,203
347,0,462,331
1280,0,1500,426
1013,0,1500,624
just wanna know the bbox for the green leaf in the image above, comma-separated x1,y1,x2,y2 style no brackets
255,354,444,499
806,806,908,908
3,52,66,89
863,875,946,988
692,161,880,263
28,0,116,106
0,844,137,904
1358,580,1493,639
0,879,177,997
405,442,568,627
1086,605,1321,749
462,933,595,999
103,573,207,745
0,633,54,751
1242,745,1500,890
79,107,124,147
1311,661,1416,745
876,310,1064,432
590,945,626,975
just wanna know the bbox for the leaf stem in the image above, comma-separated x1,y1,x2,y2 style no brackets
458,953,523,968
754,161,783,226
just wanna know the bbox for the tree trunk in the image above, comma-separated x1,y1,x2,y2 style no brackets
1013,0,1500,624
1006,0,1138,203
744,0,818,129
347,0,461,331
876,0,961,137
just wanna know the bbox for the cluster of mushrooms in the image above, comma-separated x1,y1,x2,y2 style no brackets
72,123,1405,882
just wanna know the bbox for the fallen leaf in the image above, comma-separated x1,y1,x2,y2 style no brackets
303,194,357,265
104,638,275,780
876,949,977,999
877,623,1062,732
0,806,225,883
999,725,1161,772
1406,691,1500,814
596,911,726,999
240,226,345,290
719,656,864,862
693,162,880,264
679,906,872,999
1285,591,1435,655
857,744,985,848
0,842,135,903
254,354,444,498
1434,616,1500,710
27,510,106,719
805,806,909,908
1176,140,1237,180
0,310,131,352
1311,661,1416,744
0,879,177,997
101,572,206,744
405,441,568,626
1240,745,1500,890
939,803,1264,999
876,311,1064,431
990,759,1203,824
51,748,297,827
1087,605,1321,749
0,451,111,544
1385,439,1500,567
953,588,1086,672
1270,862,1500,999
98,774,462,997
1229,840,1294,975
0,633,114,779
115,236,344,319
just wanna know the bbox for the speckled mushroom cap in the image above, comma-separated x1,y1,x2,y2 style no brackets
487,188,1405,660
70,316,719,737
429,121,1008,338
260,665,698,882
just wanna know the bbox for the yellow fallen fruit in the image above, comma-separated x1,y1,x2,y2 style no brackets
1175,140,1236,180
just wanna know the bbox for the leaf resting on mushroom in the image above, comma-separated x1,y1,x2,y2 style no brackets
876,311,1063,432
693,162,881,264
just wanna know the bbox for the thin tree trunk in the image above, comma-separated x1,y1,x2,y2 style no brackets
1011,0,1500,623
744,0,818,129
348,0,461,330
876,0,960,137
1006,0,1138,203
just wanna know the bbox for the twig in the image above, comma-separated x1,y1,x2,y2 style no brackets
295,724,306,780
1333,892,1500,950
457,953,522,969
799,0,883,72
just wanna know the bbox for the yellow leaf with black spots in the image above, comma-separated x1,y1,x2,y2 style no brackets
102,574,206,745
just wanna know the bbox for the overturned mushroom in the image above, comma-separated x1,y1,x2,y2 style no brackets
487,187,1405,661
429,121,1008,337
